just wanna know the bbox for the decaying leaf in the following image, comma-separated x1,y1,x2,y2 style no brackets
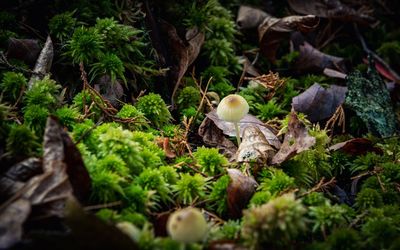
28,35,54,89
198,116,238,159
292,83,347,122
238,55,260,77
161,21,205,104
0,198,31,249
258,12,319,62
6,38,41,66
95,75,124,107
0,157,42,202
291,32,346,72
329,138,383,156
226,169,258,218
205,110,281,149
271,111,316,165
236,5,269,29
345,69,398,137
288,0,375,24
236,126,276,163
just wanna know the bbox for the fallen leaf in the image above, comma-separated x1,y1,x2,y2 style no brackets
288,0,375,24
329,138,383,156
28,36,54,89
363,57,398,82
205,110,281,149
6,38,41,66
236,126,276,164
161,21,205,104
0,157,42,202
271,111,316,165
258,11,319,62
292,83,347,122
226,169,258,218
94,75,124,107
0,198,31,249
323,68,347,79
236,5,269,29
238,55,260,77
198,116,238,160
293,40,347,73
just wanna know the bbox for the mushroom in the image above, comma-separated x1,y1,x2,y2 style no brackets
216,94,249,146
166,207,208,243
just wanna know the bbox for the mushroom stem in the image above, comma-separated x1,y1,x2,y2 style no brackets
234,122,241,146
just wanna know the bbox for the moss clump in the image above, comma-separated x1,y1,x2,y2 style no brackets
0,72,27,103
6,124,39,158
135,93,171,127
177,86,201,110
208,174,230,214
116,104,148,130
49,11,77,42
173,173,208,205
193,146,228,175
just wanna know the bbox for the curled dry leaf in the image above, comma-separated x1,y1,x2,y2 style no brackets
236,5,269,29
271,111,316,165
6,38,41,66
292,83,347,122
198,116,238,159
236,126,276,164
258,12,319,62
288,0,375,24
226,169,258,218
293,40,347,73
329,138,383,156
160,21,205,104
205,110,281,149
0,198,31,249
28,35,54,89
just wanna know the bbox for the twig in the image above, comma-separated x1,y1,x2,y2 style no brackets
354,23,400,82
84,201,122,211
325,105,346,134
298,177,336,198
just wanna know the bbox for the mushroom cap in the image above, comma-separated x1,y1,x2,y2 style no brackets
166,207,208,243
216,94,249,122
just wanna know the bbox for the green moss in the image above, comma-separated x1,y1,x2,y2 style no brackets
173,173,207,205
136,93,171,127
24,76,61,108
54,106,80,130
193,146,228,175
209,175,230,214
0,72,27,103
23,105,49,136
49,11,77,42
136,168,171,203
177,86,201,110
309,204,349,235
355,188,383,210
90,169,125,203
258,168,295,195
6,124,39,158
249,191,272,207
116,104,148,130
90,53,126,84
325,228,362,250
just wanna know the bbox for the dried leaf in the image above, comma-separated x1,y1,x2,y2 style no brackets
323,68,347,79
94,75,124,107
238,56,260,77
226,169,258,218
0,198,31,248
236,5,269,29
28,36,54,89
236,126,276,163
0,158,42,202
198,116,237,159
258,12,319,62
288,0,375,24
294,40,346,72
292,83,347,122
161,21,205,104
205,110,281,149
271,111,316,165
329,138,383,156
6,38,41,66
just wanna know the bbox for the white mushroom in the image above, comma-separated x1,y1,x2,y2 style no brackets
166,207,208,243
216,94,249,146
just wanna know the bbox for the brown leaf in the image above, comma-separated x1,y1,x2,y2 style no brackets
293,40,346,72
236,5,269,29
236,126,276,164
292,83,347,122
6,38,41,66
0,158,42,202
198,116,237,160
28,36,54,89
94,75,124,107
329,138,383,156
161,21,205,104
0,198,31,248
258,13,319,62
238,55,260,77
288,0,375,24
226,169,258,218
271,111,316,165
205,110,281,149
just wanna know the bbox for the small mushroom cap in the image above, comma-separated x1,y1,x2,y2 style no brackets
166,207,208,243
216,94,249,122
